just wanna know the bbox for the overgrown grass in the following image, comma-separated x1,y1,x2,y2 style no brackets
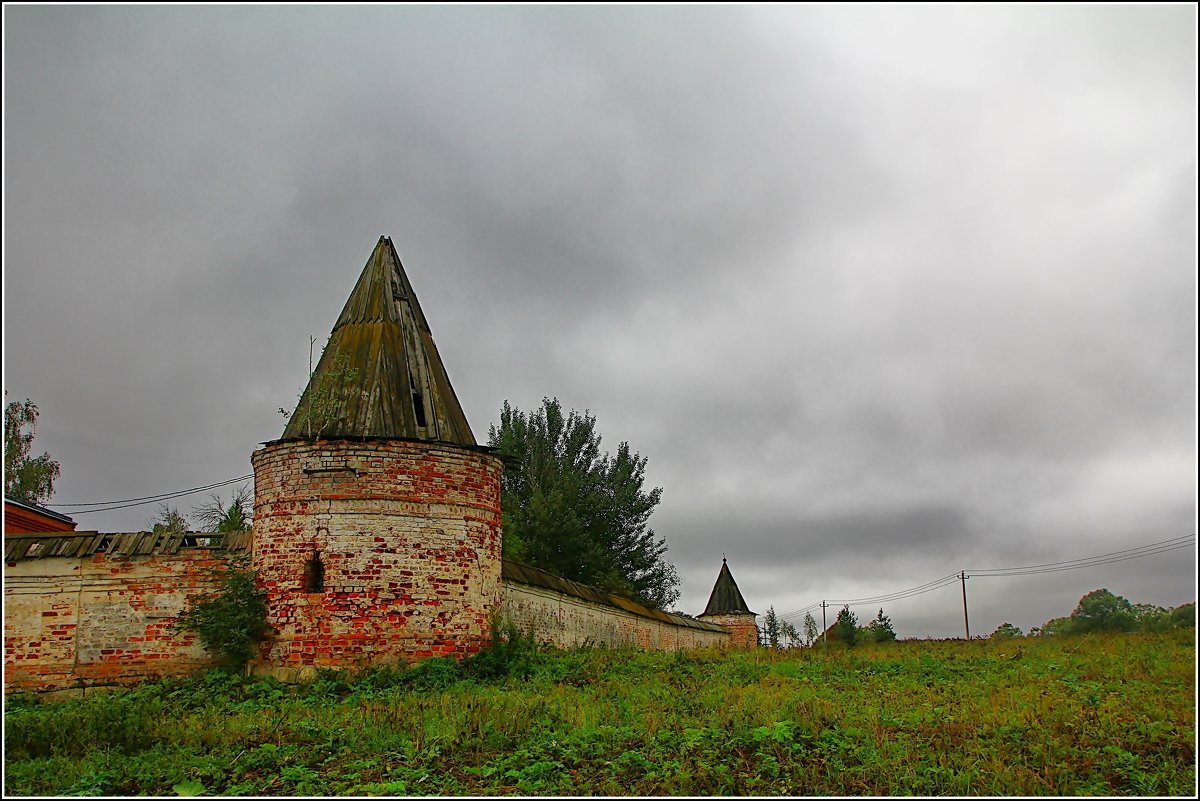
4,631,1195,796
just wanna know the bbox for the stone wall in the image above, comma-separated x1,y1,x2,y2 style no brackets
4,549,226,695
251,439,503,676
501,580,728,651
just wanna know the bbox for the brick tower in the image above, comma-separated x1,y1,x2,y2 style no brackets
251,237,503,677
697,558,758,647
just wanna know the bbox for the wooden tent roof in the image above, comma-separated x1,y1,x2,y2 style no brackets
280,236,476,445
701,558,756,616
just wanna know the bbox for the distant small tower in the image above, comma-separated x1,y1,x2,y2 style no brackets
698,558,758,648
251,236,503,677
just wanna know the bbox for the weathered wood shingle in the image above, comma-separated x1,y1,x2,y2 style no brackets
280,236,476,445
2,530,250,562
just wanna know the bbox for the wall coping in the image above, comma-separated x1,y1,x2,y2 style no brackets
255,435,498,457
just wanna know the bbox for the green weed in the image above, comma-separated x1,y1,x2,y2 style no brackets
4,632,1195,796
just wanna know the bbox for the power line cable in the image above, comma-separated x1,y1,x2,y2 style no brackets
781,574,961,620
967,534,1195,576
813,577,961,615
779,533,1195,622
825,573,962,605
50,475,255,507
47,475,254,515
778,573,960,620
967,542,1194,577
777,601,823,620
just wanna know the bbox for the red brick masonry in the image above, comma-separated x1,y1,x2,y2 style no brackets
251,438,504,673
4,549,226,694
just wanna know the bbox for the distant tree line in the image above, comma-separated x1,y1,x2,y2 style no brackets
758,604,897,648
755,587,1195,648
758,606,801,648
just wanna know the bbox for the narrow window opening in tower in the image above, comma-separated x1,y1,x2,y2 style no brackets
304,554,325,593
412,391,427,428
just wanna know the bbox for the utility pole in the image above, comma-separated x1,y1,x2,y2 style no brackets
820,601,828,645
960,570,970,641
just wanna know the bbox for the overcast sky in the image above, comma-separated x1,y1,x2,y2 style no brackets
4,4,1196,638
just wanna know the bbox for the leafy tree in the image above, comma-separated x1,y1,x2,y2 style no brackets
780,620,802,648
193,485,253,533
4,397,61,505
864,608,896,643
1168,602,1195,629
1131,601,1197,633
1068,588,1137,633
834,605,859,646
802,612,819,647
1132,603,1171,633
1042,592,1195,636
1038,616,1072,636
990,622,1025,640
760,606,783,648
488,398,679,609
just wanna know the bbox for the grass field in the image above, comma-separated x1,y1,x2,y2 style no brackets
3,630,1195,796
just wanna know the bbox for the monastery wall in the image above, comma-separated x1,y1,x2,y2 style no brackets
5,532,732,696
4,547,730,694
499,562,728,651
3,548,226,695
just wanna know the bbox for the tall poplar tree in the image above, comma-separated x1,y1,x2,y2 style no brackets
803,612,819,646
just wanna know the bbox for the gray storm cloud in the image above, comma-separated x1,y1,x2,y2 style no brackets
4,4,1194,637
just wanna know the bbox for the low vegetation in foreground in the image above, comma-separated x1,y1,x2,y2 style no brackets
4,630,1195,796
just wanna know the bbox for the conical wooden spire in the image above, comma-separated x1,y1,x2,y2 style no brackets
281,236,476,445
701,558,755,616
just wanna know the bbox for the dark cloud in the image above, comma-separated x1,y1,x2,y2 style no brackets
4,5,1194,638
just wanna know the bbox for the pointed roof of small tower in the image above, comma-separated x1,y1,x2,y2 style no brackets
701,558,755,616
280,236,476,445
